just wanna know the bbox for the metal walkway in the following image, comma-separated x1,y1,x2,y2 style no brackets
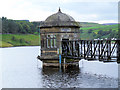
62,39,120,63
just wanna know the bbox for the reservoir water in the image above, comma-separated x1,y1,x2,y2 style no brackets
1,46,118,88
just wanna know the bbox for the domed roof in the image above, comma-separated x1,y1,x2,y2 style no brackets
40,8,80,28
45,8,75,22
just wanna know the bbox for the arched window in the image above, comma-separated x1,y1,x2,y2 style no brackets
47,34,56,48
54,35,56,47
47,35,51,48
50,35,53,48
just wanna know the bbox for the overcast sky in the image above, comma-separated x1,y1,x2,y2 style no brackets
0,0,119,24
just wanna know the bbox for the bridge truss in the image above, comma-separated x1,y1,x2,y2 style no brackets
62,40,120,63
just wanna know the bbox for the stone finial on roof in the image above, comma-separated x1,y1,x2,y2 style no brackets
58,7,61,13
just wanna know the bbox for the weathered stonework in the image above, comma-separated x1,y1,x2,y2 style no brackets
38,8,81,67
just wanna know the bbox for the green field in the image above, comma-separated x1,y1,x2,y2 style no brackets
1,23,118,47
80,24,118,40
81,24,118,31
80,22,103,27
0,34,40,47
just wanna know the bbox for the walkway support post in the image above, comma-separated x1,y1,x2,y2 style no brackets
117,40,120,63
63,58,66,72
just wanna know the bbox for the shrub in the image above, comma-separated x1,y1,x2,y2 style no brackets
19,38,25,43
11,36,16,41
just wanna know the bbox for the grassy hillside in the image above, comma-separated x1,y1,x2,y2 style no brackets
0,22,118,47
81,24,118,31
80,24,118,40
0,34,40,47
80,22,103,27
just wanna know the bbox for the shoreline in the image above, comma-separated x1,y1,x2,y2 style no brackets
0,45,40,48
1,34,40,48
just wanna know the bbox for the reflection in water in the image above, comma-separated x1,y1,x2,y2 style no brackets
1,46,118,88
41,66,80,88
40,66,118,88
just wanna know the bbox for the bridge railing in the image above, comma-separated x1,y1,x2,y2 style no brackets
62,39,120,63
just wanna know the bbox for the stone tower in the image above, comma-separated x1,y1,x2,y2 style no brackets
38,8,81,67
